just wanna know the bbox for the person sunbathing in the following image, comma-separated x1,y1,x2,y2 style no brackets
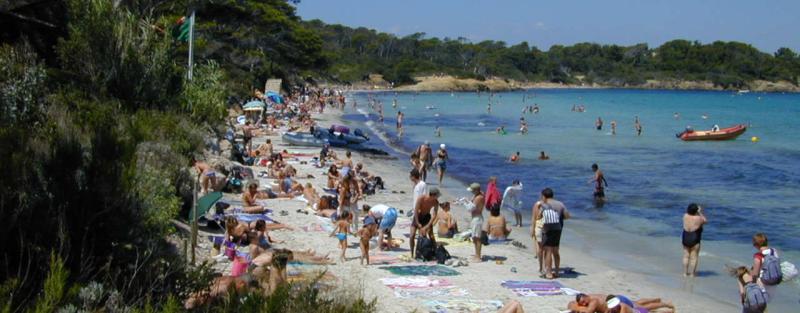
568,293,610,313
487,206,511,240
302,183,320,208
606,294,674,313
436,202,458,238
327,165,340,189
242,182,274,213
277,172,303,197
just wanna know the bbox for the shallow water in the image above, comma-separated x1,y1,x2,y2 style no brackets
344,89,800,311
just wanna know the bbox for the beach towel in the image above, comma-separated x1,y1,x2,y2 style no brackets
379,265,460,276
488,238,513,245
424,299,503,313
393,286,469,299
435,237,472,248
379,277,452,288
228,213,275,223
500,280,580,297
369,253,403,265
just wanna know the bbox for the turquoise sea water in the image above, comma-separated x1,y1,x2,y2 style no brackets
344,89,800,311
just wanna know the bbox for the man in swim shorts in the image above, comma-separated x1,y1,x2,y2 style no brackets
589,163,608,202
363,204,398,250
409,187,441,258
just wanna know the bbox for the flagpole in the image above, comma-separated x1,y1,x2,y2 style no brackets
188,8,197,266
187,9,195,81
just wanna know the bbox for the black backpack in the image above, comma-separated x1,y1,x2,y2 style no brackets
435,244,451,264
415,236,436,261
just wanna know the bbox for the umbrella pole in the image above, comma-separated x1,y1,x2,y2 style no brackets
191,173,198,265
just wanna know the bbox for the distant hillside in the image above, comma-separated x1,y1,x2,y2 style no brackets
304,19,800,91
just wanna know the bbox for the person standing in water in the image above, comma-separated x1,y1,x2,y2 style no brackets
596,117,603,130
610,120,617,135
682,203,707,277
435,126,442,137
589,163,608,202
434,144,448,186
634,116,642,136
396,111,404,136
417,141,433,182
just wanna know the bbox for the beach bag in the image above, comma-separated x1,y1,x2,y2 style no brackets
781,261,798,282
742,282,768,313
415,236,436,261
480,230,490,246
435,244,451,264
760,249,782,285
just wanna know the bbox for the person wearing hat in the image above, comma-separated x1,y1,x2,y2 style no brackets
467,182,485,262
434,143,449,186
409,187,441,258
502,180,524,227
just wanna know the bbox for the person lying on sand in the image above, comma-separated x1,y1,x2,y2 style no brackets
606,295,674,313
302,183,320,209
225,218,293,246
568,293,610,313
184,249,293,309
497,300,524,313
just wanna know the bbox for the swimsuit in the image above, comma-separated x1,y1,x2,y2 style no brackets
682,226,703,248
336,233,346,241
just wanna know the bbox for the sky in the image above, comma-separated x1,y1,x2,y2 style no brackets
295,0,800,53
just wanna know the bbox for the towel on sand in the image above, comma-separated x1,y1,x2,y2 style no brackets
379,265,460,276
379,277,452,288
424,299,503,313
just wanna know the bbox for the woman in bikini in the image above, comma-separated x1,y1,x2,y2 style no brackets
436,202,457,238
681,203,707,276
487,205,511,240
434,144,449,186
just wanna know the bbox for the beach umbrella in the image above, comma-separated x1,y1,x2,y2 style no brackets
266,91,284,104
189,191,223,221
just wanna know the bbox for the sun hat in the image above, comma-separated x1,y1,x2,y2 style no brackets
607,297,621,308
467,182,481,191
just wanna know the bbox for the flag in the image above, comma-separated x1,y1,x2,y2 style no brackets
172,16,191,42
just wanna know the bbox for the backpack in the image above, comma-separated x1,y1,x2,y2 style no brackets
742,282,768,313
435,244,451,264
760,249,782,285
415,236,436,261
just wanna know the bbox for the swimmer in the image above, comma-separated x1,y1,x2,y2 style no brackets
610,120,617,135
510,151,521,163
538,151,550,160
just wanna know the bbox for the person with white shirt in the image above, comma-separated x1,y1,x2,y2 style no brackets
502,180,524,227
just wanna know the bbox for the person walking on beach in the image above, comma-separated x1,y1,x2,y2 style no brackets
750,233,781,301
434,144,448,186
589,163,608,202
682,203,707,277
501,180,524,227
409,187,441,258
467,183,486,262
540,187,570,279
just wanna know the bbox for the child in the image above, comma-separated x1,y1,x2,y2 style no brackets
357,223,377,265
437,202,458,238
330,210,351,262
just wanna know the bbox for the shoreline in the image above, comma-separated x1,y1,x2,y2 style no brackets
328,101,734,312
335,75,800,93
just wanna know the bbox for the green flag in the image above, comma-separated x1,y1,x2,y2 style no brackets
171,16,191,42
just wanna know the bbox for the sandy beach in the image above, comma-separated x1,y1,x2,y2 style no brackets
190,103,745,313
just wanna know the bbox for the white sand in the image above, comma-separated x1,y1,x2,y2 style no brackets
199,110,734,313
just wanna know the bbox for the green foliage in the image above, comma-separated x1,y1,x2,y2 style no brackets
182,61,227,125
56,0,181,109
0,43,47,126
306,20,800,88
33,254,69,313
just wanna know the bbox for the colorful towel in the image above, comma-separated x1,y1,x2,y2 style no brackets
379,277,452,288
393,286,469,299
500,280,580,297
369,253,403,265
379,265,460,276
424,299,503,313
